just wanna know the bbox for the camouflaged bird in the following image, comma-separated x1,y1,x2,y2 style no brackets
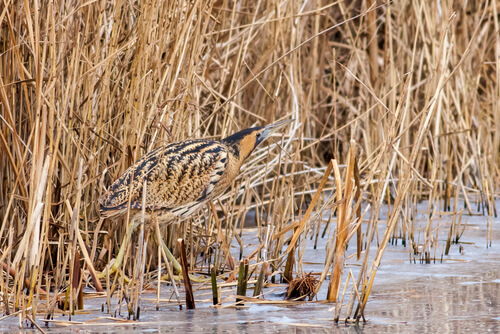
99,119,293,226
97,119,293,279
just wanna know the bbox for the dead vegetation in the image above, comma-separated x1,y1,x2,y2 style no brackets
0,0,499,327
286,273,317,301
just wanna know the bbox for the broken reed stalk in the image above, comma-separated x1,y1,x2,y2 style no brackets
236,259,249,305
211,266,219,305
328,143,357,302
327,162,345,302
253,261,268,297
71,252,83,311
177,239,195,310
283,242,295,283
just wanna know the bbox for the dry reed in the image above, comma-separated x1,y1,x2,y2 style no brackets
0,0,498,325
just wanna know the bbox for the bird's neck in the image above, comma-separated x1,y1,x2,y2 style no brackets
226,143,248,165
224,149,245,186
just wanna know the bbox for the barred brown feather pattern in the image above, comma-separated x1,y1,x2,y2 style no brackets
99,139,229,218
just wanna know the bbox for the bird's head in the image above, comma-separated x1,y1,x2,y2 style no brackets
222,119,294,161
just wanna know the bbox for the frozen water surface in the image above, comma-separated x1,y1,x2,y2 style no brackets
2,201,499,333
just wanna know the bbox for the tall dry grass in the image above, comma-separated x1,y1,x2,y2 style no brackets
1,0,499,323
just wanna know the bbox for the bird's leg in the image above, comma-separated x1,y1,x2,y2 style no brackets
150,231,182,274
154,233,210,283
98,219,135,279
160,239,183,273
152,220,202,288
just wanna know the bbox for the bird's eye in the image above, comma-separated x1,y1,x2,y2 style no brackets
256,133,261,137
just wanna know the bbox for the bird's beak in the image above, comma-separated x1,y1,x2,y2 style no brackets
261,119,294,138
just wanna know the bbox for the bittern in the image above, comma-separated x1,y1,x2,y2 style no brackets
99,119,293,277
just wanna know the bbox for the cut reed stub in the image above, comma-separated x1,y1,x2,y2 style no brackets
177,238,195,309
285,273,318,301
236,259,249,305
210,265,219,305
253,261,269,297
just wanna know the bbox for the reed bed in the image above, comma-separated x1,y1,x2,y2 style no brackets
1,0,499,327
